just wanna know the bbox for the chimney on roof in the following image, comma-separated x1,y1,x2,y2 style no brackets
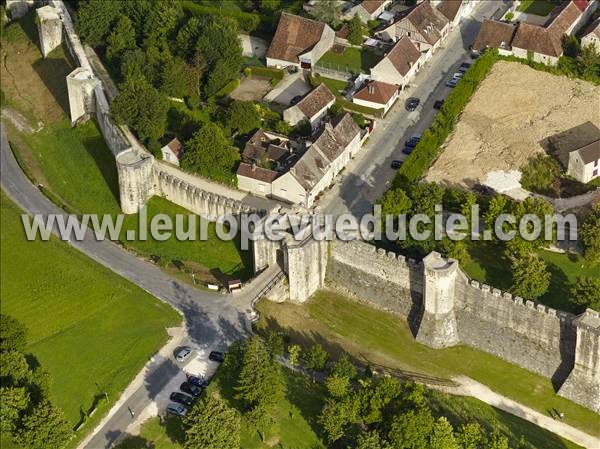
368,83,375,94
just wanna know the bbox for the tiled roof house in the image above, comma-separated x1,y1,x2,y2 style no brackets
377,1,450,55
369,35,423,88
266,13,335,69
283,83,336,129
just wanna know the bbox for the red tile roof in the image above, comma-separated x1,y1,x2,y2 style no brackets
165,137,183,159
360,0,386,15
545,1,582,35
572,0,589,12
437,0,463,22
473,19,518,51
296,83,336,119
353,80,398,105
385,35,422,76
237,162,279,183
266,13,328,64
404,1,450,46
512,22,563,57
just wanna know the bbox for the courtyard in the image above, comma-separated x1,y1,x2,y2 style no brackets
425,61,600,188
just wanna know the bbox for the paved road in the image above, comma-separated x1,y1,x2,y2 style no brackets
0,125,266,448
321,0,511,218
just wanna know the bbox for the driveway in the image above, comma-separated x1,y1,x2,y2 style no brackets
263,72,312,106
239,34,269,59
320,0,512,218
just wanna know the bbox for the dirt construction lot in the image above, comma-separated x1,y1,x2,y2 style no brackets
425,61,600,188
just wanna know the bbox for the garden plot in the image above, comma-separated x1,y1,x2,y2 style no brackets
425,61,600,188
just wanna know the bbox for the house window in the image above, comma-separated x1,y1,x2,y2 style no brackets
164,153,170,161
593,169,598,177
595,159,599,167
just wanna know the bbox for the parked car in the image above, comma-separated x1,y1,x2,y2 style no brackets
170,392,194,407
405,137,420,148
180,382,203,397
446,78,458,88
434,100,444,109
175,346,192,362
458,62,471,73
209,351,225,363
187,375,208,388
402,146,414,155
405,97,420,112
290,95,302,105
452,72,464,79
391,160,403,169
166,403,188,417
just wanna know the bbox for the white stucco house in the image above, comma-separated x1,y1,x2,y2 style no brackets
581,18,600,52
283,83,336,130
352,80,398,115
369,36,422,89
237,114,363,207
347,0,392,23
547,121,600,184
266,12,335,69
377,1,450,58
473,1,589,66
160,137,183,166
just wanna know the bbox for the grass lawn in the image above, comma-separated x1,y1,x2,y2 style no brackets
0,193,181,446
310,74,385,117
317,47,381,73
15,120,252,282
463,241,598,313
517,0,557,15
117,367,326,449
256,291,599,441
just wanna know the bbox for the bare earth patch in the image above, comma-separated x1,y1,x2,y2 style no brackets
425,61,600,188
229,76,272,101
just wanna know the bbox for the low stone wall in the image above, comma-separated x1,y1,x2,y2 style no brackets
327,239,423,318
455,279,576,380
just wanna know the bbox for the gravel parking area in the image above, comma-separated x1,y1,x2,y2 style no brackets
425,61,600,188
229,76,273,101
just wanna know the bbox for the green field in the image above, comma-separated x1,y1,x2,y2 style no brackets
463,241,598,313
256,291,599,441
0,193,180,445
517,0,557,15
118,368,325,449
317,47,381,73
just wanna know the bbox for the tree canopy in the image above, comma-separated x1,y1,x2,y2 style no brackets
184,394,240,449
181,123,240,185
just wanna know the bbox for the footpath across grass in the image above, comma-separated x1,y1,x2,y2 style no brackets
256,291,599,441
0,193,180,446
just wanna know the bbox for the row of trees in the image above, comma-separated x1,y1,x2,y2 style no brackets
182,334,537,448
0,315,71,449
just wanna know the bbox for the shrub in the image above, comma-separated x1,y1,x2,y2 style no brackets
520,154,561,196
393,49,499,188
504,12,514,21
215,78,240,98
181,1,260,32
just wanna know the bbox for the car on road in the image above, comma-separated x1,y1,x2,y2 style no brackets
170,392,194,407
405,136,420,148
458,62,471,73
166,403,188,417
187,375,208,388
405,97,420,112
391,160,403,169
446,78,458,88
402,146,414,155
290,95,302,105
434,100,444,109
209,351,225,363
175,346,192,362
180,382,203,398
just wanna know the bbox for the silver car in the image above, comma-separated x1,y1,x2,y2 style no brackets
166,403,188,417
175,346,192,362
